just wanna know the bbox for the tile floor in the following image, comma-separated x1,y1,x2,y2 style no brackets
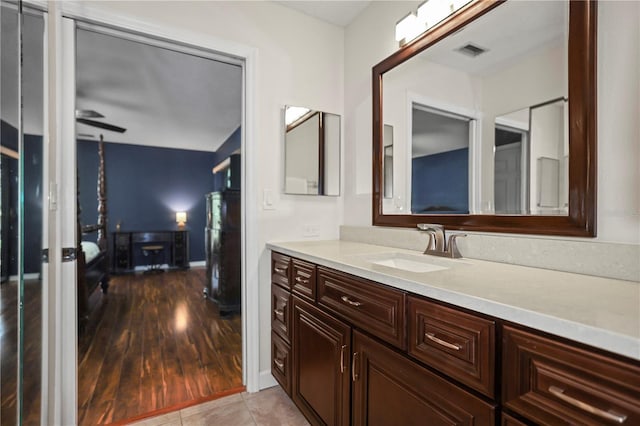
130,386,310,426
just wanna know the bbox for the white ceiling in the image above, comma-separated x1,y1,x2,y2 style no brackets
76,28,242,152
75,1,375,152
424,0,567,76
275,1,372,27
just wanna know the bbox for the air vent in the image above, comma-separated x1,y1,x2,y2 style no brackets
456,43,488,57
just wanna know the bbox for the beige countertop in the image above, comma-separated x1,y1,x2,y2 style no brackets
267,240,640,361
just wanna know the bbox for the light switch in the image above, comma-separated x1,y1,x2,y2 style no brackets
263,189,275,210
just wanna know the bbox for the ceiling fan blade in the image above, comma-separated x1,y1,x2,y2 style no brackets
77,118,127,133
75,109,104,119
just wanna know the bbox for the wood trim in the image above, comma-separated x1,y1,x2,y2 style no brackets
108,386,246,425
372,0,597,237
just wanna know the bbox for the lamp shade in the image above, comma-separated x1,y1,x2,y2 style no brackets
176,211,187,225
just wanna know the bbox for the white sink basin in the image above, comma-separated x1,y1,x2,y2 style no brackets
361,252,449,273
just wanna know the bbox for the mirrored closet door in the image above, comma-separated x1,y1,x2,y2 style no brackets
1,1,46,424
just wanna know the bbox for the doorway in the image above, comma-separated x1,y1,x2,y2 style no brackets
494,125,528,214
72,22,244,424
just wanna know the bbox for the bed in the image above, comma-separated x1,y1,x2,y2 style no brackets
77,135,110,326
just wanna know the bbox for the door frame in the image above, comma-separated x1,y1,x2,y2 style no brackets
48,2,259,424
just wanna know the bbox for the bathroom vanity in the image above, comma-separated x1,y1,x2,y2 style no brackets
268,241,639,425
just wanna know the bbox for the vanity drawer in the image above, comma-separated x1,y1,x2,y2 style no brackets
408,296,495,398
291,258,316,303
503,325,640,425
272,284,291,342
271,252,291,289
317,267,406,350
271,331,292,396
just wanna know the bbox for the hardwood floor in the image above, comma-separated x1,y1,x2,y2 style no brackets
78,268,243,425
0,278,42,426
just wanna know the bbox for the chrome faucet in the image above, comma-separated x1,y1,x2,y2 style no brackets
417,224,466,258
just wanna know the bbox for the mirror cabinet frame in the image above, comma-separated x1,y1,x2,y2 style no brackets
372,0,597,237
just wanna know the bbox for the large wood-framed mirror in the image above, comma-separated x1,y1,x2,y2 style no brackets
372,0,596,236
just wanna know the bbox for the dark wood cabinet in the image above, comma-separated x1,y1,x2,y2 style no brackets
317,266,406,350
291,258,316,303
270,251,640,426
271,283,291,342
503,325,640,425
408,295,495,398
292,296,351,426
352,330,495,426
271,330,292,396
271,252,291,289
112,230,189,273
206,190,240,314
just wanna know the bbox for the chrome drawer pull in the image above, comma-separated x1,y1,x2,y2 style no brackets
274,358,285,369
295,276,309,284
340,345,347,373
548,385,628,424
274,267,286,274
425,332,461,351
274,308,284,318
341,296,363,307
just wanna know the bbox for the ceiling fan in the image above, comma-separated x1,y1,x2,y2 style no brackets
75,109,127,134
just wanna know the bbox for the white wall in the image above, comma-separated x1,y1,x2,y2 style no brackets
344,0,640,245
80,0,345,381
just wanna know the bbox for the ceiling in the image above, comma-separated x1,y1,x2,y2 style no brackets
75,1,375,152
76,28,242,152
275,1,371,27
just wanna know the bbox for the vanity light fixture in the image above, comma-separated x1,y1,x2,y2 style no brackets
176,211,187,228
396,0,473,46
395,12,425,45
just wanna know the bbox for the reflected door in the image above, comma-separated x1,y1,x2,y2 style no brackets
1,2,46,425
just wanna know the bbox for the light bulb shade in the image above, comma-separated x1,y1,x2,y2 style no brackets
176,211,187,225
395,13,425,44
417,0,472,30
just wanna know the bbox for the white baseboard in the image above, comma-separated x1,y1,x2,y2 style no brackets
258,370,278,391
190,260,206,267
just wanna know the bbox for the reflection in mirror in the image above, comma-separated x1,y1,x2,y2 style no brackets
381,0,569,216
383,124,393,199
1,3,45,424
494,97,567,215
284,106,340,196
531,98,568,215
411,104,472,214
494,107,529,214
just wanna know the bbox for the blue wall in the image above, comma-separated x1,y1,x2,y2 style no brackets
77,140,217,262
411,148,469,214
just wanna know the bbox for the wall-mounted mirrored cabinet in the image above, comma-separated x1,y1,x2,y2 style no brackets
373,0,596,236
284,106,340,196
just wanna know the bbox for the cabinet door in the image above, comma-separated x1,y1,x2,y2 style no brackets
352,330,495,426
292,297,351,426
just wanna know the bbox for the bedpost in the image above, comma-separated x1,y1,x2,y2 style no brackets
97,134,107,251
77,168,89,327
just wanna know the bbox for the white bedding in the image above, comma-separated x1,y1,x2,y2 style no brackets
81,241,101,263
